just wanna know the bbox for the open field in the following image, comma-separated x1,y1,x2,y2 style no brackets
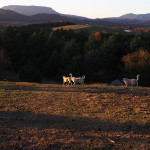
141,27,150,32
52,25,121,33
0,81,150,149
52,25,90,31
52,25,150,33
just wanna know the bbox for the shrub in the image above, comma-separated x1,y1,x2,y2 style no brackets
122,50,150,86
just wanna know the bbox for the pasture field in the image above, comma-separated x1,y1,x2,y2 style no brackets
52,25,90,31
0,81,150,149
52,25,121,33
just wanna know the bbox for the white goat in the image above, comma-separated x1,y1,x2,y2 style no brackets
79,75,85,85
63,76,72,85
69,73,85,85
122,75,140,88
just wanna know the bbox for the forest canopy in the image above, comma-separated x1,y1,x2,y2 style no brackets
1,23,150,86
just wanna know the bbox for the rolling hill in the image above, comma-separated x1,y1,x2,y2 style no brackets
2,5,59,16
3,5,150,21
0,9,75,23
0,9,31,22
119,13,150,20
0,8,115,26
1,5,150,26
2,5,88,20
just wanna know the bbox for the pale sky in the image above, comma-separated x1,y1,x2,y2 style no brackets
0,0,149,18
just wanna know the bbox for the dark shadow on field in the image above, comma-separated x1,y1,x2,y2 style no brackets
1,84,150,96
0,111,149,135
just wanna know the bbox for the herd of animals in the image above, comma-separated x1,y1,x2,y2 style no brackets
63,73,85,85
63,73,140,88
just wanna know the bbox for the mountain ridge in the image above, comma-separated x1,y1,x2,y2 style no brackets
2,5,88,20
0,8,115,26
119,13,150,20
1,5,150,26
2,5,59,16
0,9,32,21
2,5,150,21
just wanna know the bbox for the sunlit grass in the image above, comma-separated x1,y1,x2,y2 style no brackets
52,25,122,33
0,81,150,149
52,25,90,31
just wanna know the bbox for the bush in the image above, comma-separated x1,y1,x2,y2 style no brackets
122,50,150,86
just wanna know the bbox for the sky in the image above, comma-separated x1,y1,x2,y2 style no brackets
0,0,149,19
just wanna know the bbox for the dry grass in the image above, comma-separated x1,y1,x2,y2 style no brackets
141,27,150,32
52,25,121,34
52,25,90,31
0,81,150,150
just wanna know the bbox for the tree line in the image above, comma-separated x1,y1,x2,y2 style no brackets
0,23,150,86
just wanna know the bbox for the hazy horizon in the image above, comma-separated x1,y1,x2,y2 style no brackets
0,0,149,19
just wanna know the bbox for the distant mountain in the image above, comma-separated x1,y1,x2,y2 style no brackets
30,14,73,23
119,13,150,20
2,5,88,20
1,5,150,26
0,8,115,26
103,18,150,26
119,13,137,19
2,5,59,16
0,9,31,21
0,9,73,23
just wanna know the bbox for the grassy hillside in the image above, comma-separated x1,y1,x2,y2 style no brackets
52,25,90,31
52,25,121,33
76,25,122,33
0,81,150,149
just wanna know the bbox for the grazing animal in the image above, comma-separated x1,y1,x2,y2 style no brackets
122,75,140,88
79,75,85,85
63,76,72,85
69,73,85,85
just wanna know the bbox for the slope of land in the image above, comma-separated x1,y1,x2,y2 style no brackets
0,81,150,149
52,25,123,33
52,25,90,31
1,6,150,26
2,5,87,20
3,5,150,21
119,13,150,20
0,9,31,22
2,5,59,16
